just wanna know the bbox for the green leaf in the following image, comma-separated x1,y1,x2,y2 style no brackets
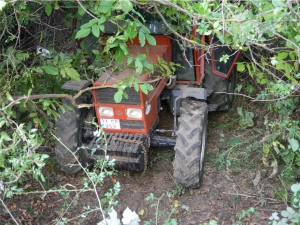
92,50,100,55
92,25,100,38
138,30,145,47
29,112,37,118
135,59,143,74
213,21,220,29
127,56,133,65
6,92,13,101
60,68,66,78
114,90,123,103
1,131,11,141
80,22,93,29
77,6,85,15
137,54,146,61
145,34,156,45
119,43,128,55
33,118,41,124
42,65,58,75
75,28,91,39
143,83,154,91
45,4,52,16
237,63,245,72
123,91,128,99
98,15,107,25
139,84,153,95
125,24,137,38
272,0,285,7
220,54,229,63
277,52,288,60
0,153,5,168
120,0,133,14
99,0,114,13
63,67,80,81
237,107,243,117
134,82,139,92
27,88,32,96
228,137,242,146
140,84,149,95
115,48,125,64
204,30,212,35
289,138,299,152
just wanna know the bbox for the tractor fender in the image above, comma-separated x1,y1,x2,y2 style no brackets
61,80,92,91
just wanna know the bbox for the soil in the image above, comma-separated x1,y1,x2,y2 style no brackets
0,100,286,225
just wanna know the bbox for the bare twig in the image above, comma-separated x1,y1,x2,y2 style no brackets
162,165,174,181
222,192,278,202
152,3,207,51
287,0,300,21
0,197,19,225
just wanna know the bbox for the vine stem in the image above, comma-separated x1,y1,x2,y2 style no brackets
156,193,164,225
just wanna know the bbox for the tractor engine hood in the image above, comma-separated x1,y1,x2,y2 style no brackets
94,44,171,86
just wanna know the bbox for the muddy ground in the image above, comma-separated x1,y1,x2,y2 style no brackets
0,99,287,225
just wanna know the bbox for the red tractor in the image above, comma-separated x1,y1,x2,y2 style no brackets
55,10,240,188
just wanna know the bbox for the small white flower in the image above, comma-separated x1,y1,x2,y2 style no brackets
98,208,121,225
0,0,7,11
93,130,101,137
122,207,141,225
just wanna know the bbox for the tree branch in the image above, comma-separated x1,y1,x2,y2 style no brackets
287,0,300,21
0,197,19,225
152,3,207,50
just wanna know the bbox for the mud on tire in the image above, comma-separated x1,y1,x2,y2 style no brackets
202,61,236,111
173,100,208,188
55,93,94,174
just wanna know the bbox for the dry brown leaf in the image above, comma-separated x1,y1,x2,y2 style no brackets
23,184,32,189
110,176,117,184
10,203,17,210
269,160,278,178
138,209,145,216
174,200,179,208
252,170,261,186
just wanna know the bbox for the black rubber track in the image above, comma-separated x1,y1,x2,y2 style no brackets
173,100,208,188
202,61,236,111
55,92,93,174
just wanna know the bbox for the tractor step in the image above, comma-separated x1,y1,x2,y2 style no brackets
86,133,148,171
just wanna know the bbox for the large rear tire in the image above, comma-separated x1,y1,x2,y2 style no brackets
55,92,94,174
173,100,208,188
202,61,236,111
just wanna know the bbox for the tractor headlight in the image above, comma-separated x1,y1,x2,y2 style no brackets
126,108,142,119
99,107,114,117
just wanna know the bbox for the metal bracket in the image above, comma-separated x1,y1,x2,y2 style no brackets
173,87,207,136
180,87,207,99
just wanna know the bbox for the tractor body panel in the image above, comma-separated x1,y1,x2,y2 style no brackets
93,36,171,134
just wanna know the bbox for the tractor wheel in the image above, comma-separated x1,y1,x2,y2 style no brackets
173,100,208,188
55,92,94,174
202,61,236,111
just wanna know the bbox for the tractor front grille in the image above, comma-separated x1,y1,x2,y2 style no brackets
120,120,144,130
96,88,140,105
